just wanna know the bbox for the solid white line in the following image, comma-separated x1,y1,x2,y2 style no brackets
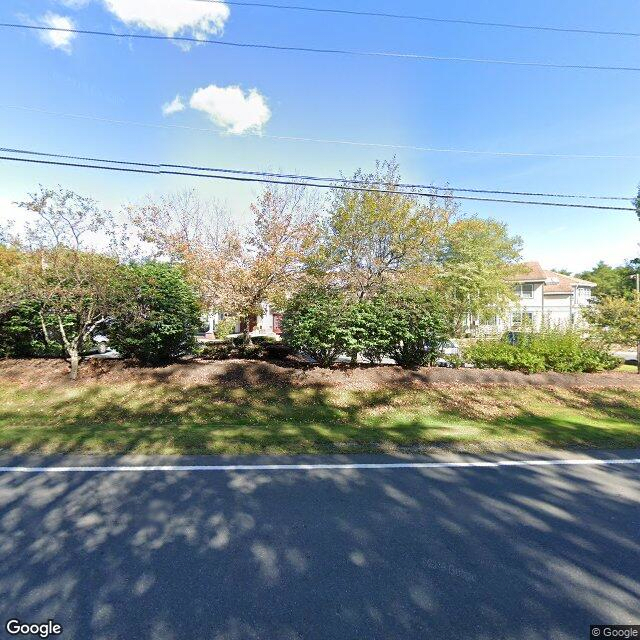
0,458,639,473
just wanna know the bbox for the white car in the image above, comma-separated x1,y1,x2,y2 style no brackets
435,339,461,367
93,334,109,354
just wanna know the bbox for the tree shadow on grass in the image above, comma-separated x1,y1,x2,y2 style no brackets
1,379,639,454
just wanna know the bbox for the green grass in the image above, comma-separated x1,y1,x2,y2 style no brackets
0,381,639,454
616,364,639,373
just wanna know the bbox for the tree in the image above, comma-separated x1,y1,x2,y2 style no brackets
577,261,635,299
109,263,201,365
16,185,108,250
434,218,522,335
0,301,64,358
318,160,454,299
584,296,640,372
220,184,319,342
0,246,25,315
127,189,230,311
10,187,129,379
131,186,319,344
21,248,128,379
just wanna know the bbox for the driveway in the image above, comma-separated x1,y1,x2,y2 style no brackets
614,350,638,365
1,451,639,639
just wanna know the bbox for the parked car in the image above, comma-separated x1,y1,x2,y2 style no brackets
435,339,461,367
93,334,109,354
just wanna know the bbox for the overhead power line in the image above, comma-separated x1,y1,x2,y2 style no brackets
0,146,635,212
5,104,640,162
191,0,640,39
3,22,640,73
1,146,630,202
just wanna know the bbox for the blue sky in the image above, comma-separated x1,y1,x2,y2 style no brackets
1,0,639,271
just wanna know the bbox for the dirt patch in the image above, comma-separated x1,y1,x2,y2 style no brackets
1,358,639,391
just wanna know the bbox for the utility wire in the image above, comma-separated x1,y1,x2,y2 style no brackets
1,146,629,202
0,147,635,211
190,0,640,39
5,104,640,162
7,104,640,160
4,22,640,72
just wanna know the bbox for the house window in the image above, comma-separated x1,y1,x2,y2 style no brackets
511,311,533,327
515,283,534,299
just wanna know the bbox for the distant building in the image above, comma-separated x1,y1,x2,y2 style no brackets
471,261,597,334
204,303,283,339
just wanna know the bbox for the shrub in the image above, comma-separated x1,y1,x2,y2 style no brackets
109,263,201,365
344,298,393,363
263,341,294,360
215,317,237,340
0,302,70,358
466,328,619,374
199,342,234,360
378,289,451,368
282,286,350,367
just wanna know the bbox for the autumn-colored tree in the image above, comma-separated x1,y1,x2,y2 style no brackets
130,185,320,343
318,160,455,298
127,189,231,311
10,186,129,379
0,245,25,314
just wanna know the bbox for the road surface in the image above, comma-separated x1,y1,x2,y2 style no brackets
1,451,639,639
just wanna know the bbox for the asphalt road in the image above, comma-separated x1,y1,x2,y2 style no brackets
1,451,639,640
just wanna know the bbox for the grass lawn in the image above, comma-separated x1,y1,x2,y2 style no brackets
0,381,639,454
616,364,639,374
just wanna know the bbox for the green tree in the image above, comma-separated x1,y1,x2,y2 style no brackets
578,261,635,299
584,296,640,372
109,263,201,365
22,248,128,379
0,301,64,358
435,218,522,335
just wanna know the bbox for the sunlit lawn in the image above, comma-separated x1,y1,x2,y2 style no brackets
0,381,639,454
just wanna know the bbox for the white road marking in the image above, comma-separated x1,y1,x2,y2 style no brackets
0,458,639,473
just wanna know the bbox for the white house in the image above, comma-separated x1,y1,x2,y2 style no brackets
473,261,597,333
204,303,283,339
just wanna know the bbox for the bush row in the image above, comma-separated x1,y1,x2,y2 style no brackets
465,330,620,374
281,286,451,368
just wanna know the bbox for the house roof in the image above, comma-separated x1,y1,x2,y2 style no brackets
509,261,596,293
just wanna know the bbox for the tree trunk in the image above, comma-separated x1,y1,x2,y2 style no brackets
69,349,80,381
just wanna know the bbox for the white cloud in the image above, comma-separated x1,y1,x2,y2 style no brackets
189,85,271,134
162,95,185,117
39,13,76,53
101,0,230,38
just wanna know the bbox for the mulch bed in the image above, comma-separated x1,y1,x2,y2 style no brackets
1,358,639,391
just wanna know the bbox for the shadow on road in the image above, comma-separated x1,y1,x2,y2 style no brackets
0,458,638,639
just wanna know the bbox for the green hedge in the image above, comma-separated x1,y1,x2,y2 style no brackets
109,263,201,365
466,330,620,374
282,286,450,368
